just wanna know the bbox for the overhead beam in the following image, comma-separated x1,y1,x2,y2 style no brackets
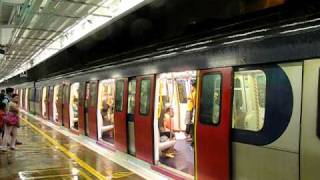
61,0,108,8
17,37,53,42
15,27,63,33
5,54,29,57
2,0,25,4
9,44,44,48
30,11,82,19
92,13,113,18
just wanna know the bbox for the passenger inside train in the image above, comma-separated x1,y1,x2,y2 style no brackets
155,71,196,176
97,79,115,144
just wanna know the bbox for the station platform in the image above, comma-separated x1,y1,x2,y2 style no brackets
0,112,168,180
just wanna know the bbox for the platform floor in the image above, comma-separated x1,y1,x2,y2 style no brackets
0,115,143,180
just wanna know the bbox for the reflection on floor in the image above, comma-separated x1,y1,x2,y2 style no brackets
0,117,141,179
159,137,194,176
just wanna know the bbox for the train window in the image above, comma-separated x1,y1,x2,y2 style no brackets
28,88,33,101
140,79,151,115
77,83,84,106
177,80,188,103
128,80,136,114
89,82,98,107
232,70,266,131
36,88,41,102
63,85,70,104
115,80,124,112
42,87,48,118
199,73,222,125
49,86,53,102
58,86,64,102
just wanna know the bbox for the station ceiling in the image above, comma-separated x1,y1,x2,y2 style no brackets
0,0,145,81
0,0,289,82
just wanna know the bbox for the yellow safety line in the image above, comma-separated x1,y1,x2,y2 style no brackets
22,118,108,180
112,172,134,179
22,174,73,179
79,170,92,180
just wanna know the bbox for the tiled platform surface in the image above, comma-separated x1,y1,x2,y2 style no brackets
0,114,157,180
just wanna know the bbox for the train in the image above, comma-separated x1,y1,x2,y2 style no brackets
6,8,320,180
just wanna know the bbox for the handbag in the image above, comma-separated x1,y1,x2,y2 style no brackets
4,112,19,126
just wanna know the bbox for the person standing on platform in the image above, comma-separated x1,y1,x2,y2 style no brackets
185,82,196,142
0,94,20,151
0,93,5,143
2,88,22,145
2,88,13,111
0,89,5,96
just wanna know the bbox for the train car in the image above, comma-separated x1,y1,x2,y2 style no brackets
13,60,319,180
8,17,320,180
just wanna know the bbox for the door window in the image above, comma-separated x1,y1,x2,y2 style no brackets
127,80,136,114
232,70,266,131
89,82,98,107
42,87,48,118
115,80,125,112
140,79,151,115
63,85,70,104
199,73,222,125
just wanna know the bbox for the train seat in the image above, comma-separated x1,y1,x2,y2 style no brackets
101,125,114,132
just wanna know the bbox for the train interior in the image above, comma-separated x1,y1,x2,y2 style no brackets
53,85,59,123
97,79,115,144
70,83,80,131
232,70,266,131
154,71,196,176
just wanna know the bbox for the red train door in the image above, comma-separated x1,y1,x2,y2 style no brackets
45,87,50,120
114,78,128,152
78,82,86,135
134,75,155,164
57,85,64,126
88,81,98,139
63,84,70,128
196,67,232,180
48,87,54,122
